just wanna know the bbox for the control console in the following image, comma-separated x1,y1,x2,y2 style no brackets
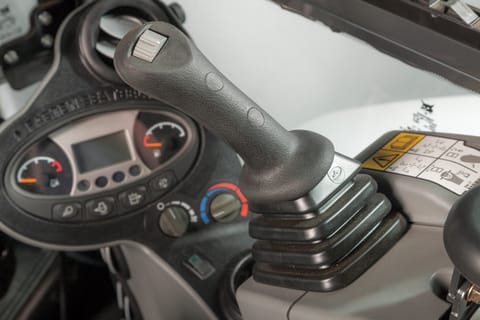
6,109,198,222
0,2,255,318
3,1,480,319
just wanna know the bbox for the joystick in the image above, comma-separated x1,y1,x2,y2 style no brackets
114,22,407,291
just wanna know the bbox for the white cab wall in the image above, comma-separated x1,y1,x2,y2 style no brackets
168,0,479,156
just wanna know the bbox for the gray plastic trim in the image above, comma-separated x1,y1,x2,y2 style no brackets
373,172,456,227
308,153,360,206
120,242,217,320
237,278,305,320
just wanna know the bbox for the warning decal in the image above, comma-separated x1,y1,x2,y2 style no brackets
362,132,480,195
382,132,425,152
363,133,425,171
363,150,403,171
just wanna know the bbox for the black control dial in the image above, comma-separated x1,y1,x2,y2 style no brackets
159,205,190,238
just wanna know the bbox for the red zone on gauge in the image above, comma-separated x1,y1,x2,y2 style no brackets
17,157,63,185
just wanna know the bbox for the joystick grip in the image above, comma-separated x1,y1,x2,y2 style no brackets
114,22,334,202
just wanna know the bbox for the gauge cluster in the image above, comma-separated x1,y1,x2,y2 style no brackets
7,109,199,222
0,1,258,317
0,1,255,316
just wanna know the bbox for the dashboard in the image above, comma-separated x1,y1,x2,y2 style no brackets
0,1,255,317
0,0,254,245
4,1,480,320
8,109,198,222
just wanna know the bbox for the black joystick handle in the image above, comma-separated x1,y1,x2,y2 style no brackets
114,22,334,202
114,22,407,293
444,185,480,287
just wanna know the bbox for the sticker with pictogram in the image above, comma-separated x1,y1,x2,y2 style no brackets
362,132,480,195
382,132,425,152
363,150,403,171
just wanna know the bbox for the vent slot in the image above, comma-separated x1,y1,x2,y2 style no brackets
79,0,187,83
95,8,148,66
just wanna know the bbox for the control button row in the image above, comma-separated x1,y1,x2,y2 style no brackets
52,171,177,222
76,165,143,192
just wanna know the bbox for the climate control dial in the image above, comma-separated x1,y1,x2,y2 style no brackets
199,183,248,224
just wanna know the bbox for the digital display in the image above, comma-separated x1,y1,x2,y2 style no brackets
72,132,131,173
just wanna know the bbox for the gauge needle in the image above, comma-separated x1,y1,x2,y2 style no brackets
143,135,163,148
19,178,37,184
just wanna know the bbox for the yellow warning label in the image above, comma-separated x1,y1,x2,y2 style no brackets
382,132,425,152
363,150,403,171
362,132,425,171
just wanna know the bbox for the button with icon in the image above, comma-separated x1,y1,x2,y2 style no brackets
86,197,115,218
149,171,176,195
52,203,82,221
119,186,147,208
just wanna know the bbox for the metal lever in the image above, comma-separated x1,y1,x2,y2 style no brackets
430,0,480,29
464,0,480,11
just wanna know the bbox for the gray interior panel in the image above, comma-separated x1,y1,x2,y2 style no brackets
238,225,453,320
120,242,217,320
291,225,450,319
371,173,457,227
237,279,305,320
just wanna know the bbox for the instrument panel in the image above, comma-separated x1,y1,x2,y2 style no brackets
0,2,254,315
7,109,199,222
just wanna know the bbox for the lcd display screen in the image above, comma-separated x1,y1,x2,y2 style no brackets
72,131,131,173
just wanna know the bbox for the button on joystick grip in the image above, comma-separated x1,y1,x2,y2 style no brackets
114,22,334,202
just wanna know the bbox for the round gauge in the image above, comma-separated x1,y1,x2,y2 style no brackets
134,112,190,169
15,140,73,195
143,121,186,148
